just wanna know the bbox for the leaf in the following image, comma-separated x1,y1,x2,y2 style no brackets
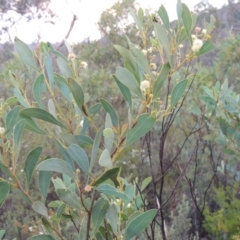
24,147,42,189
81,103,102,134
79,216,88,240
89,103,102,117
41,218,54,236
56,189,81,209
0,181,10,207
0,162,12,178
223,148,236,155
68,144,89,175
0,230,5,240
191,13,198,31
114,45,137,73
100,99,118,127
176,0,182,25
171,79,188,106
57,56,73,78
54,74,72,101
96,184,128,200
196,40,215,56
48,99,57,118
5,105,20,134
131,48,152,76
200,96,216,106
99,149,112,168
14,37,37,70
9,71,19,88
29,235,55,240
56,139,75,171
68,78,85,113
44,48,54,87
32,201,49,218
52,177,66,190
141,177,152,191
114,75,132,111
75,135,94,148
91,198,109,236
154,23,171,64
39,171,51,200
107,204,118,235
158,5,170,31
56,203,66,220
206,15,216,32
182,3,192,45
18,115,47,135
153,63,170,99
13,119,25,153
115,67,143,99
125,209,157,240
126,211,142,228
125,114,156,147
130,8,143,31
90,127,103,173
3,96,18,108
20,108,66,129
90,167,120,187
36,158,76,179
60,132,78,147
13,87,29,107
104,114,114,152
189,107,201,115
33,74,46,109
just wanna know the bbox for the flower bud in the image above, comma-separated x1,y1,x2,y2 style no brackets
150,63,157,70
202,29,207,35
68,53,76,59
195,27,201,33
140,80,150,91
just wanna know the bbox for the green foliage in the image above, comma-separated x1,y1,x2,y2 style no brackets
0,1,217,239
204,184,240,238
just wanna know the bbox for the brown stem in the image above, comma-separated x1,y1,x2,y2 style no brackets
86,190,96,240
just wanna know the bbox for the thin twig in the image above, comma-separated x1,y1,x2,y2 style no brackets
56,14,78,50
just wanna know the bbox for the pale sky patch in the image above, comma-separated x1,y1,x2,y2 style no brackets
2,0,228,44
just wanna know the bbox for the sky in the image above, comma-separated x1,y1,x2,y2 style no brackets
3,0,228,44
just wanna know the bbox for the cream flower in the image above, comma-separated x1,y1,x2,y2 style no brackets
202,29,207,35
135,45,141,50
192,39,203,52
68,53,76,59
147,47,153,53
150,63,157,70
140,80,150,91
81,61,88,69
191,35,197,40
80,120,84,127
142,49,147,56
0,127,5,135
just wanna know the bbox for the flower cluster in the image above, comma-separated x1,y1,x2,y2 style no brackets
191,27,207,53
192,38,203,52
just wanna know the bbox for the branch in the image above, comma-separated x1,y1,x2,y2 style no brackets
56,14,78,50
